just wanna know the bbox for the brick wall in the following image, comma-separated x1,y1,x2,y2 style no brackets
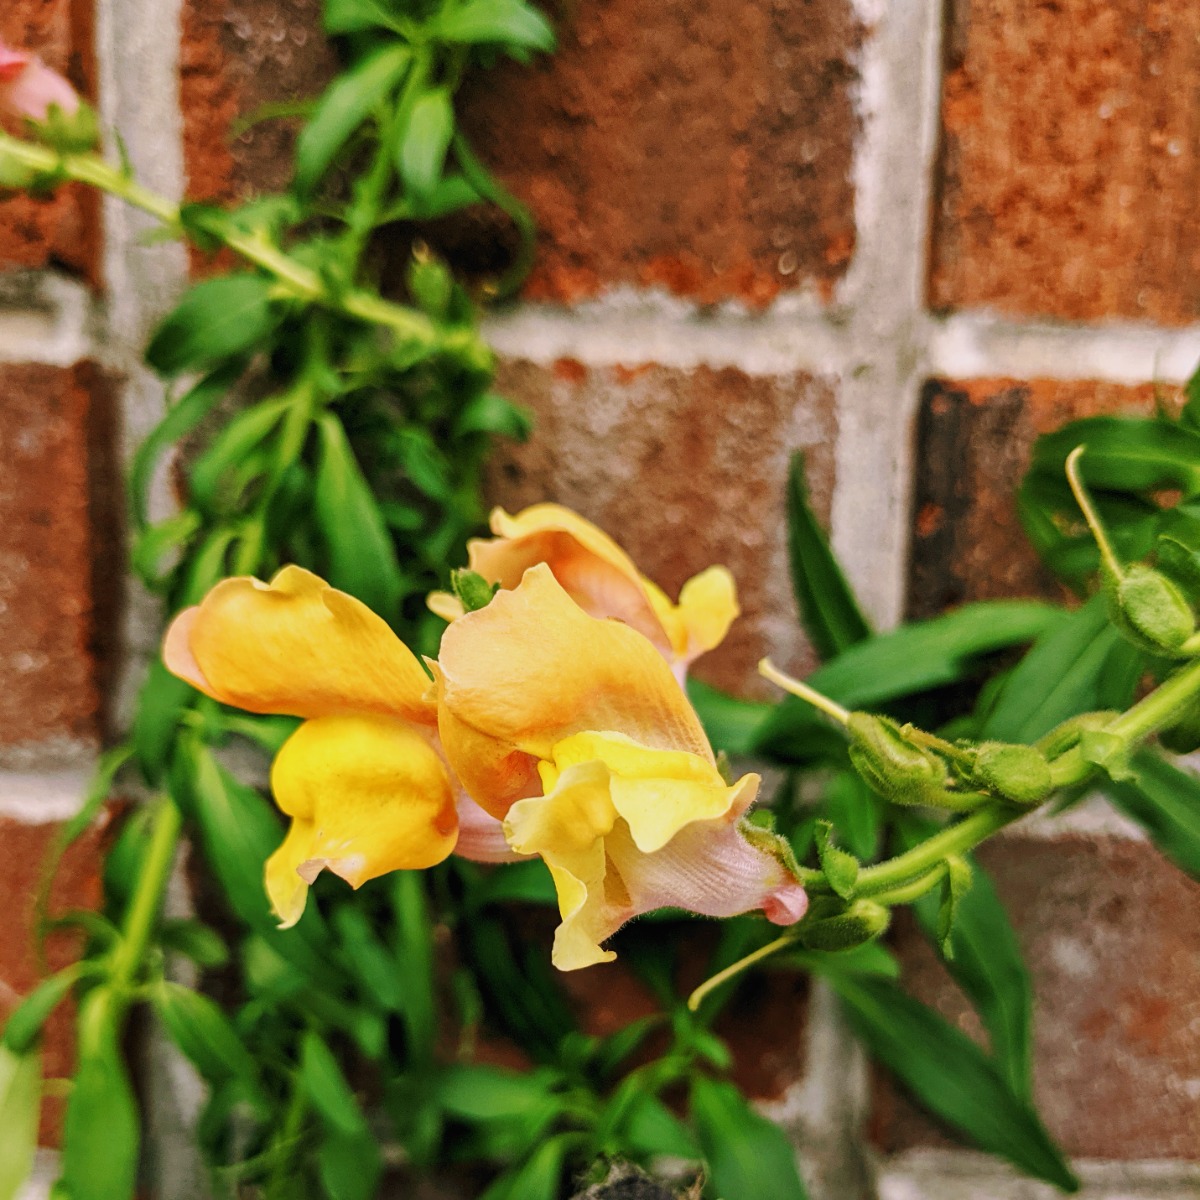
3,1,1199,1198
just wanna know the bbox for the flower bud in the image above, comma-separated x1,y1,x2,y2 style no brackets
450,568,498,613
847,713,950,807
0,42,79,122
970,741,1052,806
798,896,890,952
1108,564,1195,657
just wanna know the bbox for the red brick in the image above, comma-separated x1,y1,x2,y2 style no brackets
0,814,113,1144
180,0,336,205
931,0,1200,324
487,360,839,697
0,0,99,279
908,378,1162,618
876,834,1200,1160
0,363,121,760
459,0,864,306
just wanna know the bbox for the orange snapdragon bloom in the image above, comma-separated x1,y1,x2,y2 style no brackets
428,504,738,679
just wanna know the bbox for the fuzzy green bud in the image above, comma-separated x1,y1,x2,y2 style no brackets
971,741,1052,806
847,713,950,807
1108,564,1195,657
451,569,499,613
798,897,890,952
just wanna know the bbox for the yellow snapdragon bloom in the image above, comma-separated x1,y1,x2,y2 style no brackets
163,566,509,927
437,566,806,970
428,504,738,678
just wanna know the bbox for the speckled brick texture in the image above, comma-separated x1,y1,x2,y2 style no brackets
0,0,99,279
180,0,335,204
487,359,839,697
0,814,113,1143
908,378,1162,618
0,363,121,762
458,0,864,306
875,834,1200,1160
930,0,1200,324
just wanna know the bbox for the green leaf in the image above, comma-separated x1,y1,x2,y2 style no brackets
60,991,140,1200
153,981,261,1093
787,451,871,660
146,275,280,376
935,855,973,958
434,0,555,51
295,44,411,193
833,975,1077,1192
324,0,397,34
454,392,533,441
129,363,241,530
1104,750,1200,878
688,679,774,757
758,601,1061,762
399,87,454,198
433,1064,556,1121
158,919,230,969
301,1031,371,1138
314,413,406,617
132,508,203,586
333,904,404,1012
821,771,881,862
911,852,1033,1100
132,660,196,785
983,595,1142,744
317,1129,384,1200
481,1136,570,1200
690,1076,808,1200
0,1045,40,1200
1182,362,1200,432
471,858,557,908
2,965,84,1053
814,821,859,900
617,1091,700,1161
188,394,291,515
391,872,437,1063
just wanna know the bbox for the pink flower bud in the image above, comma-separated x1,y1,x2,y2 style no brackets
0,40,79,122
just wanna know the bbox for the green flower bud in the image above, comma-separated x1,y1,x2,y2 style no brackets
971,742,1052,806
847,713,950,806
1108,564,1195,657
798,897,890,952
451,568,499,613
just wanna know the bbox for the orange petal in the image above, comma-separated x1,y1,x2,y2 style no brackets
163,565,434,723
437,564,713,817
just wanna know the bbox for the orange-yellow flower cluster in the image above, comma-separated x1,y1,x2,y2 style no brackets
164,504,806,969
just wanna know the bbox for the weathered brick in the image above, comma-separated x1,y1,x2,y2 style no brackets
0,0,99,279
908,378,1161,618
875,834,1200,1160
488,359,839,697
459,0,864,306
0,363,121,762
931,0,1200,324
180,0,336,204
0,813,113,1143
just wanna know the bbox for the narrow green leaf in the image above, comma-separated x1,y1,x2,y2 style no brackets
333,904,404,1012
454,392,533,441
132,660,196,785
2,966,84,1053
434,0,555,51
146,275,279,375
295,44,411,193
324,0,397,34
60,991,140,1200
314,413,406,617
822,771,881,862
300,1031,371,1138
399,87,454,198
833,975,1077,1192
391,872,437,1063
317,1129,384,1200
433,1064,556,1121
188,394,291,515
0,1045,40,1200
158,919,230,969
688,679,774,758
482,1136,570,1200
1105,750,1200,878
153,981,262,1092
617,1092,701,1161
129,363,241,529
787,451,871,660
690,1076,808,1200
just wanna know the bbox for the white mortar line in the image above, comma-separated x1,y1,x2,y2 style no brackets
0,767,97,823
0,273,96,365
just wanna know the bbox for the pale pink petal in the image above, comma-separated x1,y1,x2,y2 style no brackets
453,791,529,864
0,55,79,121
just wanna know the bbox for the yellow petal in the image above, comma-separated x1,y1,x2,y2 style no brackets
426,590,464,623
469,506,674,657
270,714,457,892
677,566,739,662
548,730,754,853
164,565,434,723
503,761,619,970
438,564,713,817
265,817,317,929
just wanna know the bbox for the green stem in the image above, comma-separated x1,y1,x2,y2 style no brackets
108,796,183,994
264,1073,310,1200
1105,654,1200,744
686,931,799,1012
855,805,1014,896
868,861,948,907
0,132,459,349
1065,445,1123,581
